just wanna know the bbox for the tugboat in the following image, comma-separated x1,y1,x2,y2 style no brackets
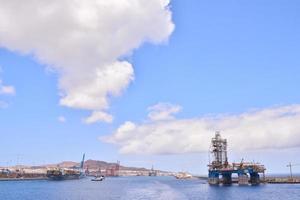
91,175,105,181
91,168,105,181
46,154,86,180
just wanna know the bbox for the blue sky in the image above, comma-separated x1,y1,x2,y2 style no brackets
0,0,300,174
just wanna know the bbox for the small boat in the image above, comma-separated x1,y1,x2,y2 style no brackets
174,172,193,179
91,175,105,181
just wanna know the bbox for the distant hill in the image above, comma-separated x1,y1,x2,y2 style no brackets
1,159,166,174
43,161,78,168
85,160,148,171
37,159,150,171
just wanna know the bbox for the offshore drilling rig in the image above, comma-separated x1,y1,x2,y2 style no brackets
208,132,266,185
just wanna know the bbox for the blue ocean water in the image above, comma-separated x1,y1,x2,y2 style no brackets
0,176,299,200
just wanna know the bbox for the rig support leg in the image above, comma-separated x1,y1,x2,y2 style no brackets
222,172,232,185
208,171,220,185
250,172,260,185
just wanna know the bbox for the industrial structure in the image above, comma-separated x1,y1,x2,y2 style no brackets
148,165,157,176
105,161,120,177
208,132,266,185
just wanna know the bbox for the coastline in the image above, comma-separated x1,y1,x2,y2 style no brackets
0,177,48,181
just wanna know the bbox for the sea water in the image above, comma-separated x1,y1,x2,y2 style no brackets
0,176,299,200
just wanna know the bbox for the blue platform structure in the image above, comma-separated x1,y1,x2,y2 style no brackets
208,132,265,185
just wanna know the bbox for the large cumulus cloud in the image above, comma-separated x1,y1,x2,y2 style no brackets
0,0,174,122
104,103,300,154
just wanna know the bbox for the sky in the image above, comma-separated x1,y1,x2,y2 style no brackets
0,0,300,175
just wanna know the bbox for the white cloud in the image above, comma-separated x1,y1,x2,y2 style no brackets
0,0,174,123
103,104,300,154
0,80,15,95
83,111,113,124
148,102,181,121
58,116,66,123
0,70,15,107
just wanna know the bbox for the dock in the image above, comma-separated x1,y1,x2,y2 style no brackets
265,177,300,184
0,177,48,181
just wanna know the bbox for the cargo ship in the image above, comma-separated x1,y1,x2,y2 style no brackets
46,154,85,180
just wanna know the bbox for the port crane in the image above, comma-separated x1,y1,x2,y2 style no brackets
286,162,300,179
